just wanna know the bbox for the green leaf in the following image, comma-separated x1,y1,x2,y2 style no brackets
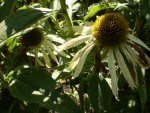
8,67,56,103
0,8,51,40
87,73,112,113
84,3,116,21
99,77,112,111
87,74,103,113
52,65,72,81
0,0,17,22
44,91,81,113
8,67,81,113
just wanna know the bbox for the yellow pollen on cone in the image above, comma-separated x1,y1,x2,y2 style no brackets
92,12,129,47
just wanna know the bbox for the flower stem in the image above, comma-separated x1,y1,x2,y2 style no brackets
59,0,74,36
79,79,85,113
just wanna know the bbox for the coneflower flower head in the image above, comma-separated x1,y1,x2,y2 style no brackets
21,28,44,47
20,28,64,68
57,11,150,98
92,12,128,47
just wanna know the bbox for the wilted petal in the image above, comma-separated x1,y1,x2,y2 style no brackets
46,34,65,44
58,35,90,52
43,43,59,65
128,34,150,51
121,44,138,86
132,45,150,69
41,46,51,68
115,47,136,89
45,40,55,50
108,48,118,97
125,44,150,69
47,42,70,58
73,42,95,78
68,43,93,71
34,48,45,67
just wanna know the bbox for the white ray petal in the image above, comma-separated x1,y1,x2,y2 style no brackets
125,44,150,69
121,44,138,86
68,42,93,71
58,35,90,52
46,34,65,44
43,43,59,65
34,49,45,67
115,47,136,89
47,41,70,58
128,34,150,51
73,42,95,78
41,47,51,68
108,48,118,97
121,44,136,66
125,44,140,63
45,40,55,50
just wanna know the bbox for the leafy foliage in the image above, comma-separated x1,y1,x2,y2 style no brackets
0,0,150,113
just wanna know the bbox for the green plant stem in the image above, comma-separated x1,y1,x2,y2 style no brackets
50,14,66,36
59,0,74,36
79,79,85,113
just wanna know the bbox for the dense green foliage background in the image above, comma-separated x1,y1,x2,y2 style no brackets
0,0,150,113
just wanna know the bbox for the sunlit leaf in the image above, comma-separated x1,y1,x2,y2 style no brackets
84,3,116,21
88,74,103,113
8,67,56,103
0,8,52,40
8,67,81,113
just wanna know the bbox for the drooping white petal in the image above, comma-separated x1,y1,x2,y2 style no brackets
44,39,70,58
58,35,90,52
108,48,118,97
45,40,55,50
73,42,95,78
68,42,93,71
121,44,136,66
43,43,59,65
125,44,150,69
114,47,136,89
127,34,150,51
121,44,138,86
47,41,70,58
34,48,45,67
46,34,65,44
41,46,51,68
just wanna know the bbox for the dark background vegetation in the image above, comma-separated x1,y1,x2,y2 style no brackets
0,0,150,113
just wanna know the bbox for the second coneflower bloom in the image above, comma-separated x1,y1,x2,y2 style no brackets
58,12,150,97
20,28,67,68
